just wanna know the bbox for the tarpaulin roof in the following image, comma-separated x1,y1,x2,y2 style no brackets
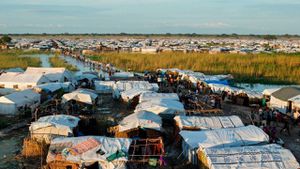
62,88,98,104
118,111,162,132
203,144,299,169
174,115,244,130
135,99,185,115
139,92,179,103
180,125,269,150
47,136,132,168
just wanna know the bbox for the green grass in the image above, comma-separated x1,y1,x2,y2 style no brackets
88,52,300,84
49,55,78,71
0,50,41,69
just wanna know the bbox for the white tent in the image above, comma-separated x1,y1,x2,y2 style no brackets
25,67,73,83
94,81,115,94
47,136,132,169
135,99,185,115
0,89,40,115
202,144,299,169
174,115,244,131
62,89,98,105
139,92,179,103
118,111,162,132
120,88,150,102
34,82,74,93
30,115,80,143
113,81,159,99
111,72,134,78
180,125,269,165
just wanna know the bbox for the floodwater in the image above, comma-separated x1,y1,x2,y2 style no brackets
26,54,53,68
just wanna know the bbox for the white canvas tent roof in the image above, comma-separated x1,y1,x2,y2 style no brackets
120,88,150,102
30,115,80,141
135,99,185,115
112,72,134,78
113,81,159,99
174,115,244,130
139,92,179,103
47,136,132,169
62,89,98,105
35,82,73,93
94,81,115,93
0,72,45,84
203,144,299,169
0,89,40,115
180,125,269,150
25,67,73,82
118,111,162,132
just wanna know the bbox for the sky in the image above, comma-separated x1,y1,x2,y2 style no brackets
0,0,299,34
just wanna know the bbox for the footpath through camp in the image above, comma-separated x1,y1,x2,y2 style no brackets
0,54,300,169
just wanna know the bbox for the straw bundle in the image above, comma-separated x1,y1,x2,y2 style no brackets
22,137,48,158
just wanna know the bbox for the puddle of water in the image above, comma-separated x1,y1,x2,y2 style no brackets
25,54,53,68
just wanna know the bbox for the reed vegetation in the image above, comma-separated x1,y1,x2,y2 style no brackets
0,50,41,69
88,52,300,84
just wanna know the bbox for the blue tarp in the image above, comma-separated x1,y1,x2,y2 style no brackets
205,80,229,85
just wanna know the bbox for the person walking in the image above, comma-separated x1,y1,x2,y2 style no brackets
280,115,291,136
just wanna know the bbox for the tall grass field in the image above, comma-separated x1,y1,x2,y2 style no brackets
88,52,300,84
49,55,78,71
0,50,41,69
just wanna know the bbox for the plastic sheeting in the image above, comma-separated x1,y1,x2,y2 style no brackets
0,89,40,115
62,89,98,105
113,81,159,99
174,115,244,130
139,92,179,103
35,82,74,93
289,95,300,109
270,96,288,113
203,144,299,169
118,111,162,132
263,88,281,96
94,81,115,93
180,125,269,164
135,99,185,115
47,136,132,169
120,88,150,102
30,115,80,143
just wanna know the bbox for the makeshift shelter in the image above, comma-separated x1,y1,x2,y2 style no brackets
34,82,74,93
46,136,132,169
113,81,159,99
270,87,300,113
111,72,134,78
135,99,185,118
139,92,179,103
179,125,269,165
120,89,150,103
25,67,73,83
174,115,244,131
198,144,299,169
62,89,98,105
263,88,281,96
112,111,162,138
0,89,40,115
29,115,80,144
94,81,115,94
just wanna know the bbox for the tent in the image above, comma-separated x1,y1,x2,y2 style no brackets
113,81,159,99
174,115,244,131
0,89,40,115
94,81,115,94
34,82,74,93
29,115,80,143
179,125,269,165
139,92,179,103
135,99,185,116
62,89,98,105
200,144,299,169
263,88,281,96
289,95,300,109
111,72,134,78
120,88,150,102
270,87,300,113
46,136,132,169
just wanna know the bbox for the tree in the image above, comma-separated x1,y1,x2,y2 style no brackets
0,35,12,44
